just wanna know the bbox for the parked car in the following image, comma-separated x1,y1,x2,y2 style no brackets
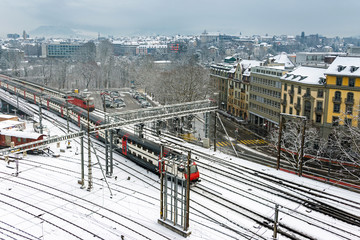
101,90,110,96
104,100,112,108
141,100,151,108
110,91,120,98
114,98,126,108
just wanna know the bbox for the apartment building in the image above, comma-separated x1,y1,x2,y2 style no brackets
324,57,360,131
210,61,238,110
280,66,328,135
249,66,287,131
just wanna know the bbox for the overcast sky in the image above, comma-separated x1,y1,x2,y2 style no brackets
1,0,359,38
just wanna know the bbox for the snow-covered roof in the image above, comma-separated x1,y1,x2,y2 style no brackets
281,66,327,85
0,130,45,139
240,60,264,76
0,120,24,130
324,56,360,77
0,114,17,119
270,52,295,68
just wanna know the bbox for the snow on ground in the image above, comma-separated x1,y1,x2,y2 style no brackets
0,113,360,240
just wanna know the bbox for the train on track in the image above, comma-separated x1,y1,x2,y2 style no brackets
66,95,95,112
0,74,200,182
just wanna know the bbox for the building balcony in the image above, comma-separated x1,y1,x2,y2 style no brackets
345,98,354,105
294,102,301,110
303,93,311,99
332,97,342,104
288,89,294,96
315,107,323,114
281,99,287,105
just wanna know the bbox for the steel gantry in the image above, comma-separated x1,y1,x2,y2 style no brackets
0,131,86,156
0,99,217,195
93,100,217,132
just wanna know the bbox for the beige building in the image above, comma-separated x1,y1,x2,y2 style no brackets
280,66,328,135
210,61,237,110
249,66,287,131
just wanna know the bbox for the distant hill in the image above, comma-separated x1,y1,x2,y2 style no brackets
30,26,98,39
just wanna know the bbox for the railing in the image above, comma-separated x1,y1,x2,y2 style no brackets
332,97,342,104
303,93,311,99
345,98,354,105
315,107,323,114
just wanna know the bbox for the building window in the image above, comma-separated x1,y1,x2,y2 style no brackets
297,97,301,104
298,86,301,94
332,117,339,126
335,91,341,100
290,96,293,104
316,114,322,123
349,78,355,87
346,105,353,114
289,107,293,114
316,101,323,110
345,118,352,126
317,89,324,98
306,88,311,96
284,83,287,91
333,103,340,113
296,110,300,115
347,92,354,101
283,106,286,113
336,77,342,86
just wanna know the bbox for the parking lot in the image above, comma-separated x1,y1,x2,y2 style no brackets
92,89,154,113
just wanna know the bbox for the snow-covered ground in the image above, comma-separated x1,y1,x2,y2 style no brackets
1,111,360,240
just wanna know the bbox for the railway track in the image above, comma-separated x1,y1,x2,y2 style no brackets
15,101,267,239
2,82,360,239
153,132,360,239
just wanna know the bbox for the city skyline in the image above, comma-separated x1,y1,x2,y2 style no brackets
1,0,360,38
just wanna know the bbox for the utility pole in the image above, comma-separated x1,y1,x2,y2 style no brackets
160,145,164,219
87,96,93,191
273,204,279,239
39,93,43,134
276,116,284,170
214,112,217,152
184,151,191,231
298,119,306,176
103,94,110,176
110,129,113,176
66,96,69,134
16,90,19,111
80,125,85,188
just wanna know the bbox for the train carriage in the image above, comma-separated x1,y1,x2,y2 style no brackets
0,74,200,182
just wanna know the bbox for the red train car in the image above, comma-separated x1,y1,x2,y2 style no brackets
66,95,95,112
0,130,46,148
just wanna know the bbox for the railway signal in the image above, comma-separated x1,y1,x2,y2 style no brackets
158,149,192,237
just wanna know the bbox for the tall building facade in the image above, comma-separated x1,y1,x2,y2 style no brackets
249,66,287,131
42,42,82,58
324,57,360,132
210,62,238,110
280,66,328,134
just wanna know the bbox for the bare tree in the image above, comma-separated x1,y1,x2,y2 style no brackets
327,110,360,181
97,40,114,89
135,55,213,105
270,118,326,170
